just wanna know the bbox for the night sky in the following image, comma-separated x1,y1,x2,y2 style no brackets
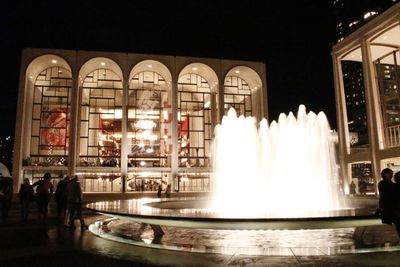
1,1,336,138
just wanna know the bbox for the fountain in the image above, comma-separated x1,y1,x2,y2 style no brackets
211,105,343,218
87,106,398,256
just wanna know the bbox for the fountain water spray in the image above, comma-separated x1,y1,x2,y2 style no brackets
210,105,343,218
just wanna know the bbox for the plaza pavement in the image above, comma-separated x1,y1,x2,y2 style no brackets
1,195,400,267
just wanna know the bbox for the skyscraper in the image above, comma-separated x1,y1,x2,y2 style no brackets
333,0,398,42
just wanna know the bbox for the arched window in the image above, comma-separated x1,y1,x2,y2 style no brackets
224,66,263,118
224,76,252,117
79,68,123,167
30,66,72,166
178,73,212,167
128,71,171,167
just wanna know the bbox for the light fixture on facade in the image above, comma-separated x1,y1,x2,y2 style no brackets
235,70,240,74
140,161,146,166
101,62,106,66
192,67,198,71
29,76,33,79
383,36,387,40
51,59,57,64
58,70,63,74
147,64,152,68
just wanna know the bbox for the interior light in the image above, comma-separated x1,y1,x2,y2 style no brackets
51,59,57,64
101,62,106,66
192,67,198,71
58,70,62,74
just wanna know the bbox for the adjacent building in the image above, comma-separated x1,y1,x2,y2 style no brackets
13,48,267,193
332,2,400,194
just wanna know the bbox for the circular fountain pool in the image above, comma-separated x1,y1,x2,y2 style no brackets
87,198,400,256
86,198,381,230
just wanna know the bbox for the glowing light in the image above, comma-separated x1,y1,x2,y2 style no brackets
192,67,198,71
140,161,146,166
51,59,57,64
235,70,240,74
135,120,156,130
211,106,343,217
101,62,106,66
146,148,154,153
147,64,152,68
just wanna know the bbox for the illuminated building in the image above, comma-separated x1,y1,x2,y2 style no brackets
332,2,400,194
13,48,267,193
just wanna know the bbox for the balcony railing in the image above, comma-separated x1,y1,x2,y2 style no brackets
384,125,400,149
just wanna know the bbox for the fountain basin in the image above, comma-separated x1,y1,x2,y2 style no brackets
86,198,381,230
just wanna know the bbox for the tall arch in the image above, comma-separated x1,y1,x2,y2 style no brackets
224,66,262,118
127,60,173,168
25,55,73,167
177,63,218,168
78,58,123,169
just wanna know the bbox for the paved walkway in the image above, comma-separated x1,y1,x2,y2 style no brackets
1,197,400,266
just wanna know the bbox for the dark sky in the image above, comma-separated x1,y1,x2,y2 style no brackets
1,0,336,137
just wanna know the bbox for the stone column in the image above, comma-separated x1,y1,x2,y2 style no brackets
171,76,179,191
218,83,224,124
120,76,129,193
361,38,383,194
68,73,80,177
12,63,28,191
332,54,351,193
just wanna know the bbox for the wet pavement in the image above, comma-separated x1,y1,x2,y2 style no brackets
1,197,400,266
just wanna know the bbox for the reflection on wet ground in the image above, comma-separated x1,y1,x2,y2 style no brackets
86,198,377,219
89,218,400,256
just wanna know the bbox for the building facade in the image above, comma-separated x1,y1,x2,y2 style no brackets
13,48,267,193
333,0,398,43
332,2,400,195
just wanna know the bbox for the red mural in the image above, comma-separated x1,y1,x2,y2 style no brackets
40,107,68,150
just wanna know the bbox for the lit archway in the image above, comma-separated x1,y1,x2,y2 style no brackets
78,57,123,168
177,63,218,168
224,66,262,118
25,55,72,166
127,60,173,170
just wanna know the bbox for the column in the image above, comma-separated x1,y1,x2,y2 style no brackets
332,54,350,192
171,78,178,191
218,83,224,124
361,38,383,194
12,67,28,191
68,73,80,177
120,77,129,193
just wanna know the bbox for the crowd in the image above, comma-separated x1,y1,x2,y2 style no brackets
0,172,87,230
378,168,400,236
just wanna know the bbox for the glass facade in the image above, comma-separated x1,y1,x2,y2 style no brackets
79,68,123,167
128,71,172,168
30,67,71,166
340,57,369,149
17,52,266,193
376,50,400,148
178,74,213,168
224,76,253,116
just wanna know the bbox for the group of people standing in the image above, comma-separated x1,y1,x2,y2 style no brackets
18,173,87,229
378,168,400,235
